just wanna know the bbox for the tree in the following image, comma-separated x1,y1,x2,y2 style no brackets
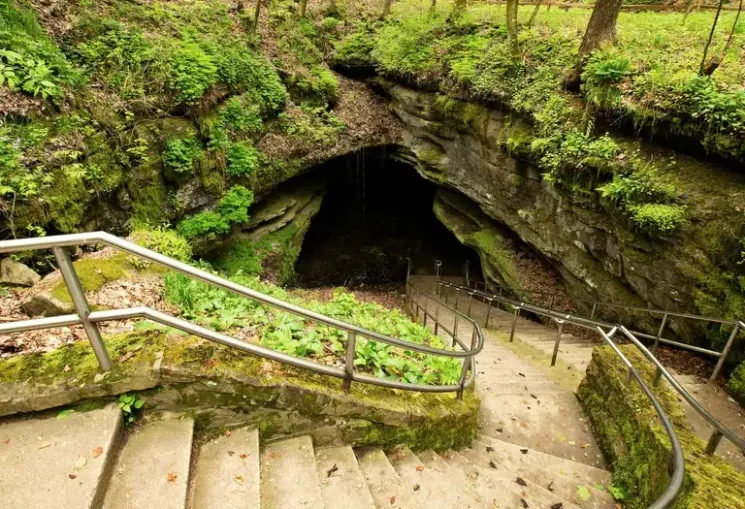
506,0,520,59
382,0,392,18
563,0,623,89
528,0,543,27
299,0,308,17
700,0,742,76
252,0,262,32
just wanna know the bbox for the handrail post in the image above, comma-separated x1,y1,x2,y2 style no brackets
710,322,740,383
464,260,470,288
454,289,460,310
405,256,412,284
434,260,442,296
434,302,440,335
509,306,520,342
467,292,474,316
52,246,112,371
551,321,564,366
705,429,723,456
444,286,450,305
485,299,492,328
342,331,356,393
590,302,597,319
652,313,669,355
423,295,429,327
548,295,555,311
453,313,460,347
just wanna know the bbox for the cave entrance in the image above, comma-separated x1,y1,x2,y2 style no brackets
294,146,481,288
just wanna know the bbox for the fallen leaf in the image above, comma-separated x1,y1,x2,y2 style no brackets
495,428,504,433
516,477,527,487
3,438,9,445
38,441,52,449
167,472,178,483
413,484,420,491
227,451,235,456
390,496,396,504
486,446,495,452
327,464,339,477
521,498,529,508
68,474,77,480
547,481,554,492
416,465,424,472
239,453,248,459
577,486,591,501
74,456,87,469
489,460,497,469
551,503,563,509
518,372,525,377
530,394,537,399
225,430,231,437
234,475,244,484
520,448,528,455
92,447,104,458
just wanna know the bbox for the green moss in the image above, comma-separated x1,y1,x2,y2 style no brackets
726,361,745,402
578,345,745,508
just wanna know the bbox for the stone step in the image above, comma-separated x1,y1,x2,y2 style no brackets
356,448,419,509
476,435,610,487
434,450,581,509
386,445,481,509
0,404,122,509
315,446,376,509
261,436,324,509
191,427,260,509
461,446,614,509
103,415,194,509
476,380,568,395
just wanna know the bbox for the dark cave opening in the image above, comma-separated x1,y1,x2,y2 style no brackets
294,146,481,287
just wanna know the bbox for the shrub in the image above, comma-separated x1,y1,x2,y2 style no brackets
727,361,745,400
177,185,254,240
220,97,263,137
626,203,687,233
333,26,374,66
167,42,218,104
130,226,193,261
582,50,631,107
227,142,261,178
163,137,202,174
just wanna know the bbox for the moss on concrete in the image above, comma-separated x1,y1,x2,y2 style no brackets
0,331,479,451
578,345,745,508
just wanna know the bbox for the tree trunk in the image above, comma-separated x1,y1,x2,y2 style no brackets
452,0,467,17
431,0,436,11
382,0,392,18
528,0,543,26
702,0,741,76
563,0,623,90
506,0,520,58
252,0,262,32
699,0,725,75
299,0,307,17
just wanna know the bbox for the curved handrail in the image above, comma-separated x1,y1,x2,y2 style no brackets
0,232,484,398
597,327,685,509
439,279,745,458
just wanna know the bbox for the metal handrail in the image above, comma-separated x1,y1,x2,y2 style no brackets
0,232,484,399
438,279,745,458
465,277,743,382
597,327,685,509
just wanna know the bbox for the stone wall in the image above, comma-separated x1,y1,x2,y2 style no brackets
578,345,745,508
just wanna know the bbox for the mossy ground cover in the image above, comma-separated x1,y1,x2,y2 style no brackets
578,344,745,508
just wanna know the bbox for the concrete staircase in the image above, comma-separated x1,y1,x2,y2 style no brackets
0,406,616,509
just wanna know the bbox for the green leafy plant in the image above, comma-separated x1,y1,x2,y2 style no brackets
130,225,193,261
163,137,202,175
177,186,254,240
118,392,145,425
167,42,218,104
227,142,261,178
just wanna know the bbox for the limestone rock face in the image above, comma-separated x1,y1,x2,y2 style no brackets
0,259,41,287
385,81,745,340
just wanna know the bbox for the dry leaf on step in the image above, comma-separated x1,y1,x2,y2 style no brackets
74,456,86,469
234,475,244,484
416,465,424,472
92,447,104,458
167,472,178,483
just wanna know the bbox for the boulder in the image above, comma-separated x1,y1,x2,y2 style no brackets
0,258,41,287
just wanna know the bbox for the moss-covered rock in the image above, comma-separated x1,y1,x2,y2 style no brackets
0,330,479,451
578,345,745,508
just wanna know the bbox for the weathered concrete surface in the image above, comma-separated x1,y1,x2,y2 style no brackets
315,445,376,509
102,416,194,509
0,404,122,509
190,427,261,509
356,447,419,509
260,436,324,509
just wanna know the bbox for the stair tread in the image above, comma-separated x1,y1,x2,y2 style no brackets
0,404,122,509
460,447,614,509
428,450,581,509
386,445,482,509
261,436,324,509
475,435,610,486
191,427,260,509
315,446,376,509
103,416,194,509
356,448,419,509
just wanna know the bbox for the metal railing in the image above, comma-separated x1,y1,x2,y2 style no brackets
437,278,745,460
464,278,742,383
0,232,483,400
421,274,684,508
